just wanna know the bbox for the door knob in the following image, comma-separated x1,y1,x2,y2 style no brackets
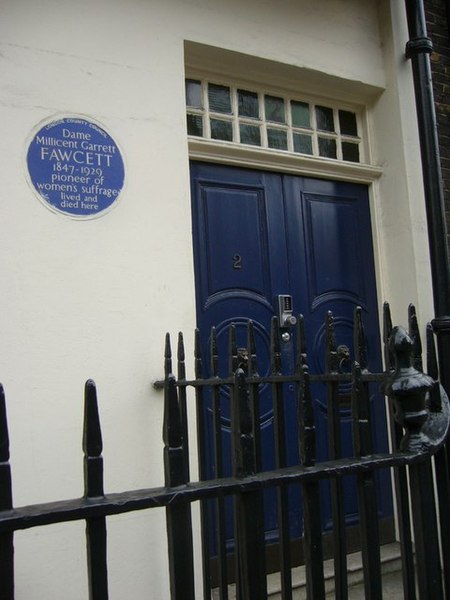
283,314,297,327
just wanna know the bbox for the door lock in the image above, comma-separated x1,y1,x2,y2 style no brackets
277,295,297,328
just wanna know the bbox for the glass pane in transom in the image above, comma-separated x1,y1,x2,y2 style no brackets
318,137,337,158
339,110,358,136
210,118,233,141
291,101,310,128
342,142,360,162
293,133,313,154
208,84,232,113
265,95,285,123
238,90,259,118
267,128,288,150
187,114,203,136
239,123,261,146
185,79,202,108
316,106,335,132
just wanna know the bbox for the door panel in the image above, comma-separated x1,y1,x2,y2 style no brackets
192,167,288,329
202,187,269,297
304,195,363,300
191,165,289,542
191,161,392,549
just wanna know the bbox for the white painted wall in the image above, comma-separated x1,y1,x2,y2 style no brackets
371,0,433,326
0,0,432,597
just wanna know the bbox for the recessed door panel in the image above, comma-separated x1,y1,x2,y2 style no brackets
303,193,364,304
200,186,270,299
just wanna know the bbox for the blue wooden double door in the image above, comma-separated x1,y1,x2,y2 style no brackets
190,161,392,550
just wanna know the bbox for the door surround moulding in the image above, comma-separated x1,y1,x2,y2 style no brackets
188,138,383,185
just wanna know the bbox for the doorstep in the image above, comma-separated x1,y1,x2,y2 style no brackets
211,542,402,599
267,541,402,599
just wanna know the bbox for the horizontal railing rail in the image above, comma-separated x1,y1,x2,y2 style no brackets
153,372,388,389
0,446,445,534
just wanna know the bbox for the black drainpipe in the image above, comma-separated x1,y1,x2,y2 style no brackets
404,0,450,393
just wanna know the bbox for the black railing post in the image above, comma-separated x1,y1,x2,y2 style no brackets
83,380,108,600
297,316,325,600
228,324,242,600
193,329,213,600
0,385,13,600
352,364,382,600
210,326,228,600
232,367,267,600
163,361,195,600
352,309,382,600
177,333,190,482
324,311,347,598
385,325,444,600
427,323,450,598
270,317,292,600
383,303,417,600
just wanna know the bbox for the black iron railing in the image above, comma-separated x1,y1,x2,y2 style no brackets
0,303,449,599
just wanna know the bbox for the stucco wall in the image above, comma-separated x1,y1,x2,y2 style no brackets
0,1,433,597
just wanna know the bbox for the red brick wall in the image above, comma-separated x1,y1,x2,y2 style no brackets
424,0,450,253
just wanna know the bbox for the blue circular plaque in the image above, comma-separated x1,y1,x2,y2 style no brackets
26,116,125,218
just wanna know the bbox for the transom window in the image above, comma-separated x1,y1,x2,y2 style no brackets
185,79,362,163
